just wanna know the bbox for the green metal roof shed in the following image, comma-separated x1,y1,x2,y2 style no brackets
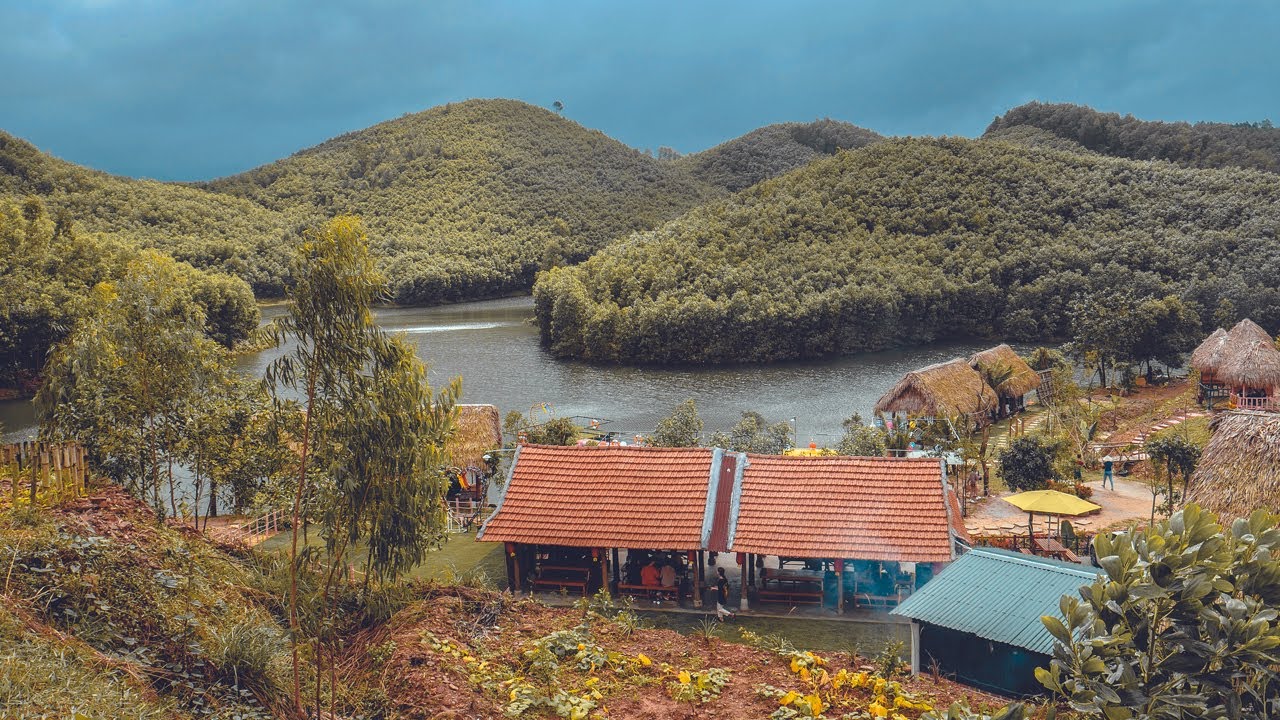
891,548,1101,696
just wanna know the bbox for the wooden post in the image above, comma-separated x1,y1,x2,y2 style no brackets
738,553,749,611
506,542,521,593
696,551,706,608
29,445,39,506
910,622,922,675
598,548,609,597
836,559,845,613
611,548,621,585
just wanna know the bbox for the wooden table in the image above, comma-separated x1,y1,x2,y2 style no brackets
1033,536,1069,559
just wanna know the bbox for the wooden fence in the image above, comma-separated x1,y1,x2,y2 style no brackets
1,441,91,506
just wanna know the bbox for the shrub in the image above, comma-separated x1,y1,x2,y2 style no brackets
998,436,1060,491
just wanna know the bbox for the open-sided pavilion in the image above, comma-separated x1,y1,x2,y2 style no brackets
477,445,968,612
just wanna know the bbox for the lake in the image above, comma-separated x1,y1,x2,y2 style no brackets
3,296,1001,444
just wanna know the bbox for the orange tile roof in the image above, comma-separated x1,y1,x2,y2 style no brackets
730,455,963,563
477,444,715,550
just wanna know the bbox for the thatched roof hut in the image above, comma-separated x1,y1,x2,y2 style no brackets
447,404,503,469
1189,328,1229,372
1190,320,1278,384
968,344,1041,399
1186,411,1280,522
874,358,998,418
1216,339,1280,390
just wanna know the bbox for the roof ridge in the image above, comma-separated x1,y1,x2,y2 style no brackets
970,547,1099,578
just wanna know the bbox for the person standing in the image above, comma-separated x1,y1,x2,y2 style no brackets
1102,456,1115,490
715,567,736,620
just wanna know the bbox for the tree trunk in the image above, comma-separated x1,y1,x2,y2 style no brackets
289,370,318,717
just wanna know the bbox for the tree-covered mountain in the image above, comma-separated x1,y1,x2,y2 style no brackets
0,132,293,296
2,101,875,307
203,99,730,305
675,118,882,192
533,136,1280,364
986,102,1280,173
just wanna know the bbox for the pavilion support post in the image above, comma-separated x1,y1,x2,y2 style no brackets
835,559,845,613
910,622,921,676
611,548,621,585
688,551,701,608
737,553,749,611
747,554,755,588
696,551,706,607
598,548,609,597
505,542,520,593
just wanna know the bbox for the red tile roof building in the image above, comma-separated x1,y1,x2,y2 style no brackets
477,445,715,550
480,445,966,562
730,455,965,563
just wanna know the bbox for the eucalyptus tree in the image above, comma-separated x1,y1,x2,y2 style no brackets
263,215,461,717
651,398,705,447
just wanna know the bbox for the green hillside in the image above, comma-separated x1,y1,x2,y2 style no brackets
676,118,882,192
204,99,726,305
986,101,1280,173
0,132,292,296
533,136,1280,364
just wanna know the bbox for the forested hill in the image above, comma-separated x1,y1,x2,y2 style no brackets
675,118,882,192
532,136,1280,364
986,102,1280,173
203,99,728,304
0,132,291,295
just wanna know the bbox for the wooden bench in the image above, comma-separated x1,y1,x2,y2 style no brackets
1059,548,1082,563
531,565,590,595
757,588,824,605
856,593,900,610
617,583,677,600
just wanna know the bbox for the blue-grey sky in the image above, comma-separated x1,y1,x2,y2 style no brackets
2,0,1276,181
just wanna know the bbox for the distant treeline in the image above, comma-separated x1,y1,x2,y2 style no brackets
986,101,1280,174
534,137,1280,364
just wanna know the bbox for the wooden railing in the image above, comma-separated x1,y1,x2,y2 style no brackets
446,498,486,533
206,508,286,545
2,441,91,506
1231,394,1278,412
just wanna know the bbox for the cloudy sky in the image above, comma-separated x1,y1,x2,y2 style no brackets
3,0,1276,181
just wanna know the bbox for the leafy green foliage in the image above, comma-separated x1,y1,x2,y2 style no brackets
0,197,257,388
709,411,793,454
1146,433,1202,502
1038,505,1280,719
988,101,1280,173
35,250,244,517
997,436,1060,491
836,414,888,457
650,398,705,447
534,136,1280,363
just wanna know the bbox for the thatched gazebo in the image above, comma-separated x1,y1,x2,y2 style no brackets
1190,319,1280,411
874,358,998,427
968,344,1041,418
1186,411,1280,522
448,404,503,470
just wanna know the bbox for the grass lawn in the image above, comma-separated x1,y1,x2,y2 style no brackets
638,611,910,657
256,528,508,587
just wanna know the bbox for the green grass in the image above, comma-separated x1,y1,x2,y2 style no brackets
1148,415,1211,449
256,528,508,587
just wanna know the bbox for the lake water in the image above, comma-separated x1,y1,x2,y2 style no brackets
2,297,1000,444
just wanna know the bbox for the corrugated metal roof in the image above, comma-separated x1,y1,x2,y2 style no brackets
892,548,1101,655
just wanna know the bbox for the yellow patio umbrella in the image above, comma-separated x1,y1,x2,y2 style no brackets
1004,489,1101,542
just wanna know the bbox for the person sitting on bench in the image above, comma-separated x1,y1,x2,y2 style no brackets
659,562,677,600
641,560,660,588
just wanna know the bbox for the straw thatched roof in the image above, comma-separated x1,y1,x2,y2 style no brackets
1217,341,1280,391
968,344,1041,399
1189,328,1229,371
1186,411,1280,522
1190,320,1278,387
447,404,502,469
874,358,998,417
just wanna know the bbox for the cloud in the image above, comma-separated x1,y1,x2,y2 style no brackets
0,0,1276,180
